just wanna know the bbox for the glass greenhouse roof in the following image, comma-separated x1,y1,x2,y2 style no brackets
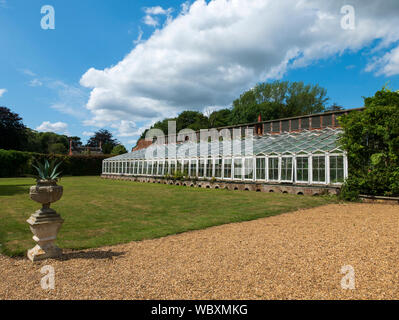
105,128,343,161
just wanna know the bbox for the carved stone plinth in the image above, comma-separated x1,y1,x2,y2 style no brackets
27,180,64,262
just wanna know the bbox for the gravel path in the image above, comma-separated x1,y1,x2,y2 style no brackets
1,203,398,300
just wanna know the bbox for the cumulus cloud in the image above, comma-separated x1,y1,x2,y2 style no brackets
36,121,69,135
111,120,138,137
81,0,399,132
0,88,7,97
366,46,399,76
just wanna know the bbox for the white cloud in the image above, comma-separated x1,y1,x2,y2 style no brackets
111,120,138,137
47,80,89,118
0,88,6,97
81,0,399,130
143,6,173,27
36,121,69,135
366,45,399,76
145,6,173,15
19,68,36,77
29,79,43,87
82,131,94,137
143,15,159,27
133,27,144,45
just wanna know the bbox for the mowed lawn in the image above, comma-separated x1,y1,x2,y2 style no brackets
0,176,337,256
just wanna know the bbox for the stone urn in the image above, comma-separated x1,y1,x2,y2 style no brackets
27,179,64,262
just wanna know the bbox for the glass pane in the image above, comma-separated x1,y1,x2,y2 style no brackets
190,160,197,177
164,161,169,175
199,160,205,177
256,158,265,180
224,159,232,179
244,158,253,179
312,156,325,182
281,157,292,181
234,158,242,179
176,160,182,174
215,158,222,178
183,160,189,176
268,158,278,181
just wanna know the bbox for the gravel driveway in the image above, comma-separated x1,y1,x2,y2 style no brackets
1,203,398,299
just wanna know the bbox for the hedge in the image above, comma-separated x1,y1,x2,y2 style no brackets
0,149,112,177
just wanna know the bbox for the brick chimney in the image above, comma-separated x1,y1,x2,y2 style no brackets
69,138,73,156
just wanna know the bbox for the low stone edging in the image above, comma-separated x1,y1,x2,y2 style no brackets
101,174,341,196
359,195,399,205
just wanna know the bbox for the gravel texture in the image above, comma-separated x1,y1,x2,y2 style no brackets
1,203,398,300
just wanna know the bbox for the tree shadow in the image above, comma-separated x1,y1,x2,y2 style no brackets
0,184,31,196
56,249,126,261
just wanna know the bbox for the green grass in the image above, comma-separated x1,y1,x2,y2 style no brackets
0,176,337,256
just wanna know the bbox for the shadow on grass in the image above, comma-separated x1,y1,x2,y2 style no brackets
56,249,126,261
0,184,31,196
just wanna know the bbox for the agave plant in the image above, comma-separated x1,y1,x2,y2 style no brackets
32,159,63,181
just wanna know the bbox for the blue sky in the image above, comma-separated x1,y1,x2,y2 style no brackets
1,0,398,150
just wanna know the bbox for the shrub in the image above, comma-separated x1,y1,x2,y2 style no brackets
0,149,111,177
339,87,399,199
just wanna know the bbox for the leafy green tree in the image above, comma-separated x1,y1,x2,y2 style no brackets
230,81,329,124
70,136,82,149
0,107,27,150
111,144,128,155
102,142,114,154
48,143,67,154
326,103,344,112
37,132,69,154
208,109,232,128
340,87,399,199
176,111,209,132
87,129,119,151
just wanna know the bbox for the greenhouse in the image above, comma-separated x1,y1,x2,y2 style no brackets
102,127,347,186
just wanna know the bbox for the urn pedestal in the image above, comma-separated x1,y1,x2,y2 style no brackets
27,180,64,262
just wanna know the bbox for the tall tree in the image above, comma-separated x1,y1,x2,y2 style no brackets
176,111,209,132
111,144,128,155
208,109,232,128
230,81,329,124
0,107,27,150
87,129,119,151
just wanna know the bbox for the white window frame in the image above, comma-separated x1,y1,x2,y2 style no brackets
280,156,293,182
311,154,327,185
295,155,309,183
255,155,267,181
198,158,205,178
222,157,232,180
182,159,189,176
233,157,243,181
268,156,279,182
243,157,254,181
189,159,198,177
329,153,345,185
214,157,223,179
